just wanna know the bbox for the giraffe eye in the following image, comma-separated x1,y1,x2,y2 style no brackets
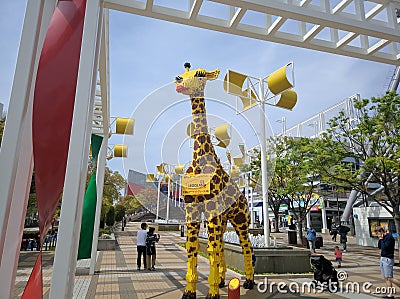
175,76,183,83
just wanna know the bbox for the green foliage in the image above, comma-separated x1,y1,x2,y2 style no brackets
105,206,115,227
249,136,335,236
118,195,143,214
321,91,400,215
114,204,126,222
102,168,126,206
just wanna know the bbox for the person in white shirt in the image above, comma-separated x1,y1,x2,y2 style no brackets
136,223,148,270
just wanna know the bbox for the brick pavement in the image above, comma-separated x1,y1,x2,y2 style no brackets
13,222,400,298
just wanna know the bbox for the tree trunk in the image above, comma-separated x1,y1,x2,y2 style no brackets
297,219,304,245
273,211,280,233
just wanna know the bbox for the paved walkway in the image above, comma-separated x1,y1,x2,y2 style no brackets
13,222,400,298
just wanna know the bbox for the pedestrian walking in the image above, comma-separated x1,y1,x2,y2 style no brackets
136,223,148,270
330,223,338,242
307,226,317,253
146,227,160,271
337,225,350,252
339,232,348,252
377,227,400,298
334,245,342,268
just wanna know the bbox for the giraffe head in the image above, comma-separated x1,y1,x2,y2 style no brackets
174,62,220,96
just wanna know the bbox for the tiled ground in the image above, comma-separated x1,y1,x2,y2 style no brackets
13,222,400,298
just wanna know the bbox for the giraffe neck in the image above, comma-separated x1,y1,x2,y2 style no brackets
190,96,208,136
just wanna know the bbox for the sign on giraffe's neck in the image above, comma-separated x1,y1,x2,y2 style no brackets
182,173,213,195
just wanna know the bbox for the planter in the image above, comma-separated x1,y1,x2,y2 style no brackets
198,238,311,274
97,233,115,251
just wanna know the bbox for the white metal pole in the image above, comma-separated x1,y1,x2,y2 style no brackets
0,0,54,263
249,173,254,229
49,1,102,298
0,2,56,297
179,175,183,208
166,175,171,222
260,98,270,247
174,180,177,207
321,205,328,233
156,179,161,220
90,6,109,277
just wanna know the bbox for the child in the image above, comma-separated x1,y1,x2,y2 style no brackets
334,245,342,268
146,227,160,271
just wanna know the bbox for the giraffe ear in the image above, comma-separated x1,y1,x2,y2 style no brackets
205,69,220,81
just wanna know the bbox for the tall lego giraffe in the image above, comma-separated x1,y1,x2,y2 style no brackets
175,63,254,299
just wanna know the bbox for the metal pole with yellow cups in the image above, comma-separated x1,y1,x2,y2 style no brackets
175,164,185,208
155,163,166,221
223,62,298,247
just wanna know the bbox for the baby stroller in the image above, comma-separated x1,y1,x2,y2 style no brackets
310,255,338,291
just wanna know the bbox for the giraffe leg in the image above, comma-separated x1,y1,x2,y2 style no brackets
218,217,227,288
206,216,222,299
182,221,200,299
229,199,255,289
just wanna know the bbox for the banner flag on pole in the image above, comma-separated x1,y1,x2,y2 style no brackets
77,134,103,259
24,0,87,297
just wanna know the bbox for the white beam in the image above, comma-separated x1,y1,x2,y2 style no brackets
104,0,400,65
49,1,103,298
0,2,56,294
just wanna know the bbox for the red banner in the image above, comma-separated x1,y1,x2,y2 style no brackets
24,1,87,297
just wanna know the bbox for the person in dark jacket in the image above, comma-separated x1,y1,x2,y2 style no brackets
377,227,400,297
146,227,160,271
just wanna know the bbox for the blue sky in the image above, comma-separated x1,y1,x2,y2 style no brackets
0,1,396,178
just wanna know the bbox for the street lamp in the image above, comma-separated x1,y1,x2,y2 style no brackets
223,63,298,247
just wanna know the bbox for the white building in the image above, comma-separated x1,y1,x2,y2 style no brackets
353,207,397,248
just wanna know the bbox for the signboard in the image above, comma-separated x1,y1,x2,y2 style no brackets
182,174,213,195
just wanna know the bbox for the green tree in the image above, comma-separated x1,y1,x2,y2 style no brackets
251,136,335,241
102,168,126,205
115,204,126,222
118,195,143,214
247,147,284,232
105,205,115,227
321,91,400,257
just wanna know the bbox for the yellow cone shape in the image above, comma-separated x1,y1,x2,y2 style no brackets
116,118,134,135
231,167,240,178
186,122,195,138
175,164,185,174
267,64,293,95
223,70,247,95
114,145,127,157
157,164,165,174
233,157,243,167
215,123,230,148
276,89,297,110
146,174,155,182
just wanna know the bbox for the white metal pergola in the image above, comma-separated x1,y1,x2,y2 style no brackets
0,0,399,298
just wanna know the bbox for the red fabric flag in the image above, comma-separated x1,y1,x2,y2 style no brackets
23,1,87,297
